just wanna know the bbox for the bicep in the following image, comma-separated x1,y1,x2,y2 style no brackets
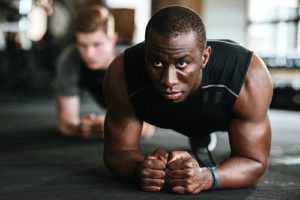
229,116,271,165
229,53,272,164
103,53,143,154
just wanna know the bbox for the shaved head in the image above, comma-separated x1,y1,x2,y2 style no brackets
145,6,207,51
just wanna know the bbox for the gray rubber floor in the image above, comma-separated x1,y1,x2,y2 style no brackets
0,97,299,200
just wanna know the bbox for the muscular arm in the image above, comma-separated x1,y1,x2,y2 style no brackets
164,54,272,194
103,53,145,180
215,54,273,188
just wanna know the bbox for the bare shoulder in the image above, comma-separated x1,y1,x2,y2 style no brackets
103,53,135,117
232,53,273,120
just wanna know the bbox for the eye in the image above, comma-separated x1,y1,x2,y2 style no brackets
153,60,163,68
78,43,87,49
94,42,104,48
176,60,188,69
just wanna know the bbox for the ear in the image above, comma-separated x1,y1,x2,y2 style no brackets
110,32,119,45
201,46,211,68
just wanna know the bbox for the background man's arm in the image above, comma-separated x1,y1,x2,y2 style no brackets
56,96,80,136
56,96,105,139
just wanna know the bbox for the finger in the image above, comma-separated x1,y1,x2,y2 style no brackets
81,128,92,139
86,113,97,120
95,125,104,139
141,185,162,192
151,148,169,163
168,169,191,179
168,151,191,163
90,123,101,139
141,177,164,187
168,177,190,186
140,168,165,179
143,157,166,170
95,115,105,123
172,185,196,194
168,159,193,170
146,155,156,160
171,185,186,194
81,132,91,139
93,120,104,139
80,124,90,135
80,117,99,139
81,117,93,127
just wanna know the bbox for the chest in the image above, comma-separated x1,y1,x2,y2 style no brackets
131,87,235,136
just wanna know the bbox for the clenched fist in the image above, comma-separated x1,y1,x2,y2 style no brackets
79,114,105,139
137,149,214,194
138,149,169,192
167,151,213,194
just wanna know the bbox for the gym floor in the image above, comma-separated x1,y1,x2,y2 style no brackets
0,97,299,200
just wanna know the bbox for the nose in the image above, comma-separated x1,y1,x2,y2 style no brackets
161,66,178,87
85,46,96,59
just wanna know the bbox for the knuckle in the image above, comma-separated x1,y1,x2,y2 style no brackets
159,170,166,178
186,169,194,176
185,185,194,194
154,179,164,187
151,171,160,179
142,186,161,192
184,161,193,167
140,178,149,186
184,151,191,156
140,168,149,177
186,178,193,185
143,159,152,167
140,186,150,191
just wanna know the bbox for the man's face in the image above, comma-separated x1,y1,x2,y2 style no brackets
145,30,210,103
76,29,116,70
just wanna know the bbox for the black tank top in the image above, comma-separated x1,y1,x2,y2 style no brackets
124,40,253,137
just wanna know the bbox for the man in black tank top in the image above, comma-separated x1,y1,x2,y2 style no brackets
103,6,273,194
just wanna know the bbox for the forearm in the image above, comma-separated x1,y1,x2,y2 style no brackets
104,150,145,181
141,123,155,139
215,156,268,189
56,96,80,136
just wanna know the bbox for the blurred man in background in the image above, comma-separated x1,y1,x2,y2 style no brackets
55,4,154,139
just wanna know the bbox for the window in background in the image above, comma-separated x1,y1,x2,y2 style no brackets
105,0,151,44
247,0,299,65
248,0,300,108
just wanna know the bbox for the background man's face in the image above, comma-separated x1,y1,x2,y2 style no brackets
76,29,115,70
145,30,205,103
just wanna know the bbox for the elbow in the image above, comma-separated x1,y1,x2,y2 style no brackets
250,159,269,187
103,151,124,180
103,151,110,168
103,148,115,173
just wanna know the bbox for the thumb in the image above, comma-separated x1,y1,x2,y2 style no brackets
168,151,191,164
151,149,169,165
86,114,97,120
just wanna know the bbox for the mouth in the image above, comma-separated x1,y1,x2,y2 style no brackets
87,61,97,65
161,91,182,100
86,61,99,69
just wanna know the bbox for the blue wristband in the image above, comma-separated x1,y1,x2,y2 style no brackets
206,167,219,191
